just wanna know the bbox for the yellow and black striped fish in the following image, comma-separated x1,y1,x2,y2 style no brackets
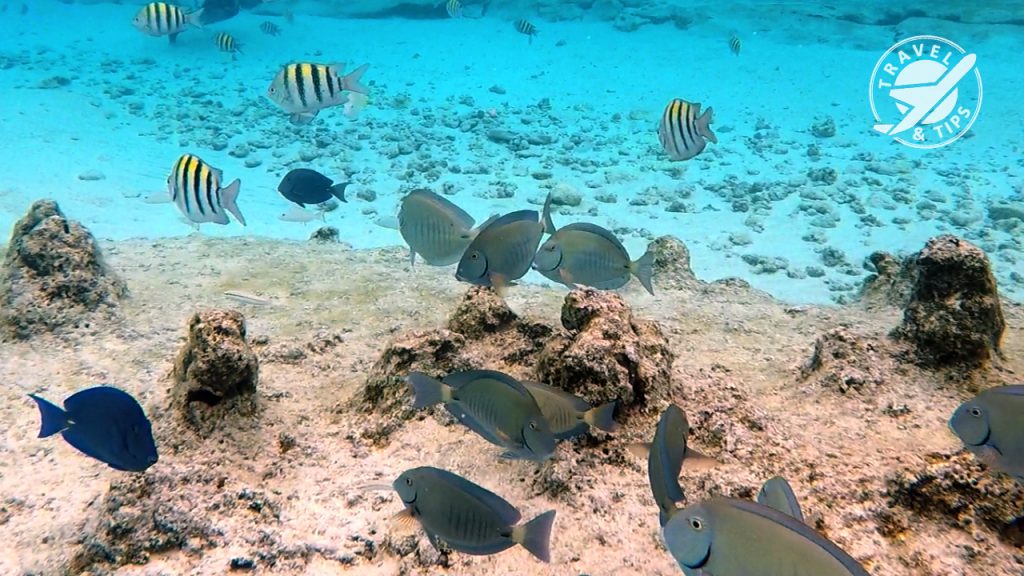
166,154,245,226
729,34,741,56
514,19,537,43
260,20,280,36
214,31,242,56
266,62,371,125
131,2,200,44
445,0,463,18
657,99,718,162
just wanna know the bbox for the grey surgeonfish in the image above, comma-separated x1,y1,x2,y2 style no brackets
757,476,805,521
28,386,158,472
392,466,556,562
533,222,655,295
405,370,556,461
397,189,494,266
949,384,1024,482
520,380,617,440
662,498,868,576
648,404,689,526
658,98,717,161
166,153,245,226
455,194,555,290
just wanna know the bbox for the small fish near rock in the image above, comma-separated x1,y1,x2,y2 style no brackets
28,386,158,472
166,153,245,227
405,369,556,461
533,222,655,295
949,385,1024,482
396,188,492,267
392,466,556,562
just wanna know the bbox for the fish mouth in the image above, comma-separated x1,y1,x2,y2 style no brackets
402,494,417,506
683,544,711,569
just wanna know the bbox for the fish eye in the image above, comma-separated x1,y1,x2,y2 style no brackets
689,517,704,531
529,421,538,431
405,477,413,486
970,407,982,418
470,252,479,260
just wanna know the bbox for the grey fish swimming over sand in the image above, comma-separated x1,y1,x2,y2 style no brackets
28,386,158,472
648,404,689,526
167,153,245,226
520,380,617,440
132,2,202,43
267,62,370,125
658,98,717,162
455,194,555,290
662,498,868,576
757,475,805,521
277,168,348,207
405,370,556,461
393,466,556,562
397,189,492,267
950,384,1024,482
532,222,655,295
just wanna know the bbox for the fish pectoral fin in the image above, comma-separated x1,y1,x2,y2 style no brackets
499,449,533,460
491,273,510,297
289,112,318,125
557,268,578,288
389,507,420,533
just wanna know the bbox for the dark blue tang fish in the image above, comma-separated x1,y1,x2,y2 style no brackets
28,386,158,472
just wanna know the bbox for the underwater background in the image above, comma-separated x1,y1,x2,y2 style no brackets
1,0,1023,575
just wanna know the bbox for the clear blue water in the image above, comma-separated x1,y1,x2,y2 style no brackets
0,0,1021,303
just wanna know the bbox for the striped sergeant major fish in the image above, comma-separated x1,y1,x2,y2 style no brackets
513,19,537,43
657,98,718,162
132,2,202,44
445,0,463,18
266,62,370,125
260,21,281,36
214,32,242,56
167,154,245,226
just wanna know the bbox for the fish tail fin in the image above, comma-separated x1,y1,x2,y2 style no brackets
514,509,555,563
28,394,69,438
698,107,717,144
187,8,204,28
405,372,447,408
584,401,618,433
329,182,349,203
631,249,655,295
625,441,652,460
342,63,370,95
220,179,246,226
540,192,556,234
659,506,680,527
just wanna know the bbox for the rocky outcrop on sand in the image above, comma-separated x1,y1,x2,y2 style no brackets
858,250,917,310
172,309,260,433
356,285,674,446
0,199,126,340
799,328,900,393
893,235,1005,368
648,234,698,291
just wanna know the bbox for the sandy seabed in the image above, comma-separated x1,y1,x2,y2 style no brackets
0,235,1022,576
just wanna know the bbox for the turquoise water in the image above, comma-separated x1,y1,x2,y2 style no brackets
0,0,1021,303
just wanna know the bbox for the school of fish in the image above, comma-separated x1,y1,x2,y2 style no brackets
21,4,1010,574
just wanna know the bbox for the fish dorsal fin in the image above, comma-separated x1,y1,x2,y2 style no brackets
985,385,1024,398
521,380,591,412
716,498,869,575
558,222,628,254
423,467,522,525
756,476,805,522
478,209,540,235
443,369,528,396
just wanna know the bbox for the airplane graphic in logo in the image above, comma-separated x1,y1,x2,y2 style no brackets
873,53,977,137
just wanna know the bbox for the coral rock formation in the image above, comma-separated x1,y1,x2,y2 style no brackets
0,199,127,340
893,235,1005,367
885,451,1024,547
858,250,917,309
799,328,894,393
536,287,675,415
172,309,259,430
647,235,697,290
